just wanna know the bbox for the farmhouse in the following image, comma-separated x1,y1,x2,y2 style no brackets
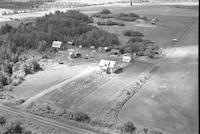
98,59,117,74
52,41,65,50
122,53,132,63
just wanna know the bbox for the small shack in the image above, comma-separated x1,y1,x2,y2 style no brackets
52,41,64,50
110,49,120,56
67,41,74,46
122,53,132,63
69,52,82,59
136,19,145,23
98,60,117,74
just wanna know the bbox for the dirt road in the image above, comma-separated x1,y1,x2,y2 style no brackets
118,20,198,134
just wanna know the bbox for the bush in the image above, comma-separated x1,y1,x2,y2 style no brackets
123,30,144,37
140,16,148,21
71,112,90,123
92,9,113,18
115,13,139,21
0,72,8,88
97,20,125,26
22,63,32,75
92,13,113,19
1,61,13,76
120,121,136,134
5,120,23,134
22,60,41,75
0,24,16,35
129,13,139,18
97,21,106,25
100,9,112,14
31,60,41,72
0,116,7,126
128,36,143,43
37,40,47,52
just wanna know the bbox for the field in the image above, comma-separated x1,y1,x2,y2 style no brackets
119,17,198,134
0,2,198,134
27,61,152,122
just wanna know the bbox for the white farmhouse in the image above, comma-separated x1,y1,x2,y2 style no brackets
98,60,117,74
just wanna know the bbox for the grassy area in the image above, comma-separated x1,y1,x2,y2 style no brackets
0,1,48,10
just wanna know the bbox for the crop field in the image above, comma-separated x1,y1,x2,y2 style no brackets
92,8,197,48
26,61,152,123
11,63,94,100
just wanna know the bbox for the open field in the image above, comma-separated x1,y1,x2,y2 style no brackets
24,61,152,122
118,19,198,134
12,63,96,100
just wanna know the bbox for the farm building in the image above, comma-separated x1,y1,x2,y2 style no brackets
67,41,74,45
69,52,82,59
52,41,65,50
136,19,145,23
122,53,133,63
98,59,117,74
110,49,120,56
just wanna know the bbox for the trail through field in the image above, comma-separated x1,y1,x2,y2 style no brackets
22,65,98,107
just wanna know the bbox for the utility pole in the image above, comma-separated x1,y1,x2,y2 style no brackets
130,0,133,6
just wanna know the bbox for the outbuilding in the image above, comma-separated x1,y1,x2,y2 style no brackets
67,41,74,45
122,53,132,63
110,49,120,56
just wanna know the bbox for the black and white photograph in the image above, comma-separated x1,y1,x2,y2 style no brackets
0,0,198,134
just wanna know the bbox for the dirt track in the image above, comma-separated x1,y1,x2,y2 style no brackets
118,19,198,134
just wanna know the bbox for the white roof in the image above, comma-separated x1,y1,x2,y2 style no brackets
52,41,62,48
99,60,116,68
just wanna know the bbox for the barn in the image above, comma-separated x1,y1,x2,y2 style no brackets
52,41,65,50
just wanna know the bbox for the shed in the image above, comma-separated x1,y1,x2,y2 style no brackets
110,49,120,55
136,19,145,23
67,41,74,45
52,41,65,50
90,46,95,49
172,38,178,42
122,53,132,63
150,20,156,25
69,52,82,59
98,60,117,74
